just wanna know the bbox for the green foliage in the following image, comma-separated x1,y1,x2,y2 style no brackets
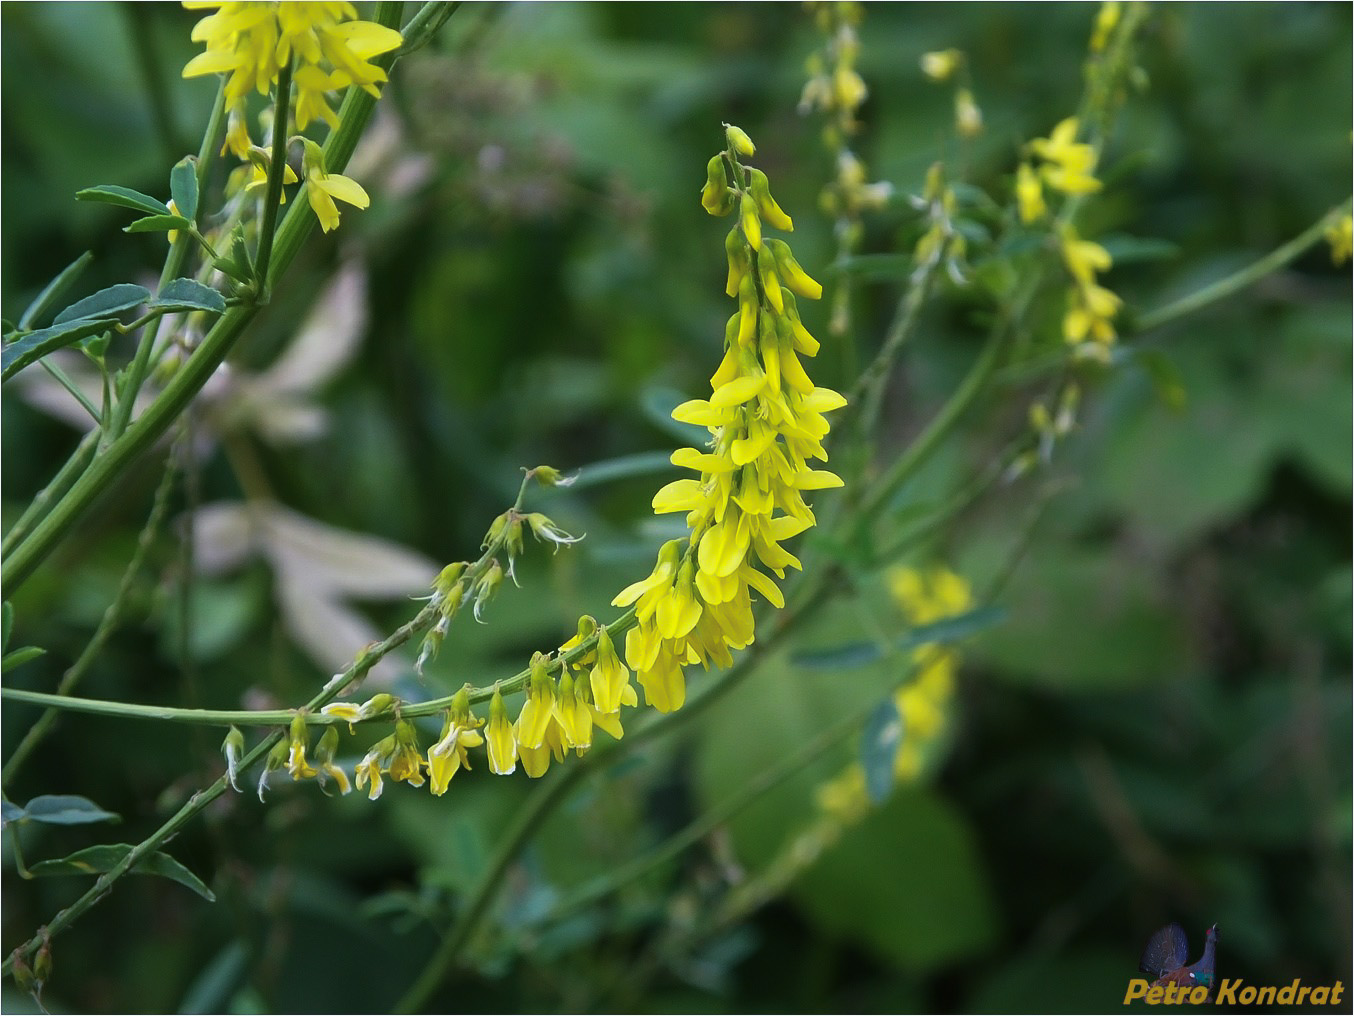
0,2,1348,1013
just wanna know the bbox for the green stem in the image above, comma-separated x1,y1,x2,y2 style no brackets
37,359,102,428
251,57,294,293
396,0,461,56
103,80,228,447
0,597,440,980
1135,199,1352,333
0,432,98,558
5,3,409,593
845,268,932,441
2,439,182,787
543,692,870,923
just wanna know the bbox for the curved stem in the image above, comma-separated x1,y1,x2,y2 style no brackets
1135,199,1352,333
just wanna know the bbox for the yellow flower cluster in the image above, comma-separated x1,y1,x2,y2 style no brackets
798,2,868,141
816,567,972,823
183,2,402,145
617,126,846,714
182,2,398,234
1016,116,1102,226
1060,224,1120,352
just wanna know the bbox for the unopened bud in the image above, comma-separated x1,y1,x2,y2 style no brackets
724,123,756,158
222,726,246,792
531,465,577,488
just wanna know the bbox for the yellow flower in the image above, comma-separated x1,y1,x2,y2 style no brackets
182,2,402,120
954,88,983,139
486,688,518,775
1090,1,1122,53
286,713,317,780
1029,117,1102,196
313,726,351,796
589,625,636,715
299,137,369,233
1326,213,1352,266
517,719,567,779
515,653,556,750
1016,163,1046,224
387,720,426,789
427,693,484,796
355,733,396,801
1059,227,1113,288
919,48,963,83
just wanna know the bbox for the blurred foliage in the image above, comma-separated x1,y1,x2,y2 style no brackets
1,3,1350,1013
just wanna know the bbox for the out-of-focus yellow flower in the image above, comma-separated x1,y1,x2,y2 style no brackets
1326,213,1352,266
920,48,964,83
1030,117,1102,195
1016,162,1046,224
1090,1,1122,53
954,87,983,138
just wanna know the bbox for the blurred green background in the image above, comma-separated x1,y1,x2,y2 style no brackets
2,3,1349,1012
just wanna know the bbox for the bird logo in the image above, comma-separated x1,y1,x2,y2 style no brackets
1139,923,1218,1000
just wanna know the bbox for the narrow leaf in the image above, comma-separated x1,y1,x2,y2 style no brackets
1,646,46,672
19,251,94,329
124,214,192,235
571,451,678,490
640,386,708,446
860,698,903,805
52,283,151,326
2,601,12,653
1,799,25,827
22,794,119,825
792,605,1007,670
28,843,215,901
2,319,113,381
170,157,199,221
153,278,226,315
76,184,170,216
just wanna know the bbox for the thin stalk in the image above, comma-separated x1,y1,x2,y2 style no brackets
38,359,102,428
2,439,182,787
844,267,933,439
0,597,440,979
251,57,294,293
1135,199,1352,333
1,432,98,558
396,0,461,56
103,80,228,446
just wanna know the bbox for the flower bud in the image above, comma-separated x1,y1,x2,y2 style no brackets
259,736,291,801
724,123,756,157
434,561,466,598
473,560,503,623
725,226,749,297
531,465,576,487
700,154,733,216
222,726,245,791
740,194,762,251
765,239,822,300
747,168,793,231
920,48,963,82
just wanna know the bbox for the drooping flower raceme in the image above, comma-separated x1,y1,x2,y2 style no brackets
615,125,847,714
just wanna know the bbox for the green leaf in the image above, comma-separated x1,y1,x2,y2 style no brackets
2,601,12,653
639,386,708,447
791,787,997,970
52,283,151,325
124,214,192,234
76,184,170,217
2,318,113,381
571,451,677,490
178,941,247,1015
19,251,94,329
170,156,199,221
792,606,1006,670
153,278,226,315
860,698,902,805
28,843,215,901
1,646,45,672
1,798,25,827
21,794,119,825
